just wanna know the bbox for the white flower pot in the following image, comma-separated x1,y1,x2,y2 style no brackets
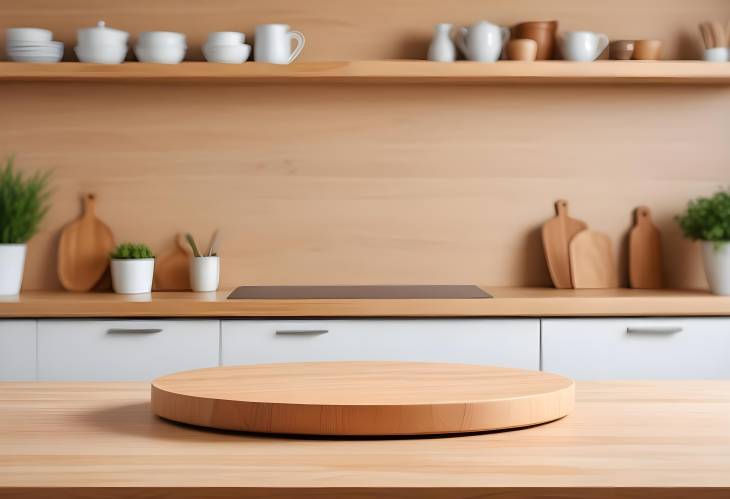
110,258,155,294
0,244,26,295
190,256,220,292
701,241,730,296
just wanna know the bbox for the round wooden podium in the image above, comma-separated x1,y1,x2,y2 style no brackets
151,362,574,436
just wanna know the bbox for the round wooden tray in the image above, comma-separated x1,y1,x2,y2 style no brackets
151,361,574,436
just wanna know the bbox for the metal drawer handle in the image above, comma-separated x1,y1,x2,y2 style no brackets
626,326,683,334
107,328,163,334
275,329,329,336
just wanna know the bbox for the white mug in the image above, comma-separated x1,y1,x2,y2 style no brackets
454,21,510,62
254,24,305,64
561,31,608,61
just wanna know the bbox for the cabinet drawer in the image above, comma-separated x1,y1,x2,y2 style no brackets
222,319,538,369
38,319,219,381
542,318,730,380
0,320,36,381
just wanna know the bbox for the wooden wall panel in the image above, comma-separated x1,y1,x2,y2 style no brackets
1,82,728,290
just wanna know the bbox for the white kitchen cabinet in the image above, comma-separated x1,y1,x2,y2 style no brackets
0,320,36,381
542,318,730,380
221,319,539,369
37,319,219,381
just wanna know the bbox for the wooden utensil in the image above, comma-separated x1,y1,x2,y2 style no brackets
629,206,663,289
542,200,587,289
153,234,190,291
207,229,220,256
569,230,619,289
57,193,115,292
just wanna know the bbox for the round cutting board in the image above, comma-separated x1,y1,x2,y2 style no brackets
152,362,574,436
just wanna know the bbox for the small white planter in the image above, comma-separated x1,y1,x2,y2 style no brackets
0,244,27,295
190,256,220,292
702,241,730,295
110,258,155,294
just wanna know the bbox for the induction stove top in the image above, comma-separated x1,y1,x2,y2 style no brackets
227,285,491,300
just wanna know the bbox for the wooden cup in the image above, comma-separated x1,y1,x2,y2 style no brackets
506,39,538,61
632,39,662,60
512,21,558,60
609,40,634,60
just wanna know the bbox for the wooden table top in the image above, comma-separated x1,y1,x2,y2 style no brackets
1,286,729,317
1,381,729,498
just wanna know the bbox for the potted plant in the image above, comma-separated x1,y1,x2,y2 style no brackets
677,189,730,295
110,243,155,294
0,157,51,295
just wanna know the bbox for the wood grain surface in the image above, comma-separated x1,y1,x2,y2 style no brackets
542,199,587,288
1,381,729,498
1,287,730,317
570,230,620,289
630,206,664,289
151,362,575,435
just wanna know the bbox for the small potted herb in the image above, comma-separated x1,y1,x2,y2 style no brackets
677,189,730,295
110,243,155,294
0,157,51,295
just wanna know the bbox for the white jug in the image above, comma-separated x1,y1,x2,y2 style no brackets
254,24,305,64
427,23,456,62
455,21,510,62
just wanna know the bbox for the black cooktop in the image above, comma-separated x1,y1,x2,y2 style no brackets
227,285,491,300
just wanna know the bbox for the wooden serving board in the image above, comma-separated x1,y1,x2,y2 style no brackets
569,230,619,289
151,361,574,436
629,206,663,289
542,200,587,289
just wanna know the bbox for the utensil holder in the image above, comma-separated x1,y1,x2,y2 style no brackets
190,256,219,292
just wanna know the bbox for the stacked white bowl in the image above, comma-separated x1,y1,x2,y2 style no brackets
75,21,129,64
6,28,64,63
203,32,251,64
135,32,186,64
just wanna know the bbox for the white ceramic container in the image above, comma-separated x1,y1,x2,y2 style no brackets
77,21,129,47
0,244,26,296
6,28,52,44
75,43,128,64
190,256,219,292
137,31,186,47
561,31,609,61
702,241,730,295
111,258,155,294
134,44,186,64
454,21,509,62
207,31,245,46
254,24,305,64
704,47,729,62
203,43,250,63
427,23,456,62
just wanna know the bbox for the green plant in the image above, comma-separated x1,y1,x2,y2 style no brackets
110,243,154,259
676,189,730,242
0,156,51,244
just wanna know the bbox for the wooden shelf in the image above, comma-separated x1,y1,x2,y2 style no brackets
1,60,730,84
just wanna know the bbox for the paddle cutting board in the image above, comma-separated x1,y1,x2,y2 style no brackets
154,233,190,291
57,194,115,292
152,362,574,436
569,230,619,289
542,200,587,289
629,206,663,289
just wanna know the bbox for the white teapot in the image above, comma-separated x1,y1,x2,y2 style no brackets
455,21,510,62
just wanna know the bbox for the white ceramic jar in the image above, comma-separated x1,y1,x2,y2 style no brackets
190,256,220,292
110,258,155,294
0,244,26,295
75,20,129,64
702,241,730,295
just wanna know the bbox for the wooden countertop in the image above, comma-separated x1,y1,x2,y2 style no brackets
1,381,728,498
0,287,729,317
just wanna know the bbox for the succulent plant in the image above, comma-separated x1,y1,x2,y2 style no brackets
110,242,154,259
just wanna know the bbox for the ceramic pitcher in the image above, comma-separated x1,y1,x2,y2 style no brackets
427,23,456,62
254,24,305,64
455,21,510,62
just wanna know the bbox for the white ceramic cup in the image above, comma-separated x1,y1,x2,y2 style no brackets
110,259,155,294
704,47,729,63
207,31,245,46
561,31,609,61
254,24,305,64
190,256,220,292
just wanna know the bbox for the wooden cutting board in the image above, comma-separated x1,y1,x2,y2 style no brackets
542,200,587,289
57,194,115,292
569,230,619,289
629,206,663,289
153,233,191,291
152,362,574,436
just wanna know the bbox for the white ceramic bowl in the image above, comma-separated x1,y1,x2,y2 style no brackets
206,31,245,46
8,41,64,63
6,27,52,44
134,44,186,64
75,43,128,64
137,31,186,47
77,21,129,47
704,47,729,63
202,43,250,63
